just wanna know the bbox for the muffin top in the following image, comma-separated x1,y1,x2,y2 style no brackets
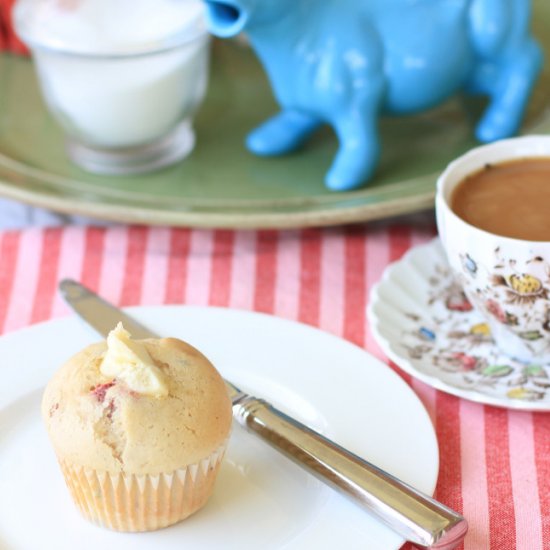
42,324,232,475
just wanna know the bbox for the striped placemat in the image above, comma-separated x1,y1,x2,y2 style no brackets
0,222,548,549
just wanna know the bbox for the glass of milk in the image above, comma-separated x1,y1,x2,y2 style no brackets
13,0,210,175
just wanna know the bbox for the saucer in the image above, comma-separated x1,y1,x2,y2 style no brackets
368,238,550,411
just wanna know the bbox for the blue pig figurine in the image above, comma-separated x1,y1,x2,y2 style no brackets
203,0,543,191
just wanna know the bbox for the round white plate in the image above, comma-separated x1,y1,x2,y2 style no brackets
369,239,550,411
0,306,437,550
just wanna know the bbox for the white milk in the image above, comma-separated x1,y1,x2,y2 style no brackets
15,0,206,54
13,0,209,149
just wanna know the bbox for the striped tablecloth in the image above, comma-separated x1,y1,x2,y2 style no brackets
0,222,548,550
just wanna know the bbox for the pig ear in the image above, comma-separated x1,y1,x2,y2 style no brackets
204,1,249,38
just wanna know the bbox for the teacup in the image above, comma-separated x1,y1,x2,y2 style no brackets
436,135,550,363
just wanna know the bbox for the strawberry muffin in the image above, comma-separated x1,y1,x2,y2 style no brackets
42,323,232,532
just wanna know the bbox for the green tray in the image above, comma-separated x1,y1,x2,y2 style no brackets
0,4,548,228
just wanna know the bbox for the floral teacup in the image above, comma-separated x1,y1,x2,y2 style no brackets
436,135,550,363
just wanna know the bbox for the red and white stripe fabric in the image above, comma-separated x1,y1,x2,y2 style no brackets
0,0,26,54
0,223,548,550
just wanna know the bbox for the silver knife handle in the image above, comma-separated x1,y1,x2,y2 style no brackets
233,396,467,550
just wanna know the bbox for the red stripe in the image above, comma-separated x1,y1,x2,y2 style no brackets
298,229,322,326
434,394,464,534
254,230,278,314
119,226,148,306
0,231,20,332
209,230,234,307
80,227,106,291
343,226,366,347
388,225,413,384
388,224,413,262
485,407,516,549
3,0,27,54
533,414,550,549
165,229,191,304
0,3,8,51
30,228,62,324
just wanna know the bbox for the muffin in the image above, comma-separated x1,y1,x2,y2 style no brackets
42,323,232,532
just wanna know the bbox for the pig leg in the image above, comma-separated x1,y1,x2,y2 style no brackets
325,81,384,191
467,0,543,141
325,113,381,191
246,109,321,156
473,38,542,142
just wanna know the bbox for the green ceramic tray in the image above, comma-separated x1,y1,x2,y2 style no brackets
0,4,548,228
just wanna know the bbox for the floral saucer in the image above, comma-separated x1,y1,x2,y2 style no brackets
368,238,550,410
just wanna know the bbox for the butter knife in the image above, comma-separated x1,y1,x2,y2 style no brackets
59,279,467,549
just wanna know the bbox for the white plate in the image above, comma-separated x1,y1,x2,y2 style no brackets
368,239,550,411
0,306,438,550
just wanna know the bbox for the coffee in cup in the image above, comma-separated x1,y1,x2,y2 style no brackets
451,157,550,241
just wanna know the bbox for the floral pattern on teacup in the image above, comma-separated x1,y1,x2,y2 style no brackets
452,248,550,359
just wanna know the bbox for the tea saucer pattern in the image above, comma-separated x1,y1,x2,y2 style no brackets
368,239,550,410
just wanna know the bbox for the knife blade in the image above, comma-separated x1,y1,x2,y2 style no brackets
58,279,246,404
59,278,467,550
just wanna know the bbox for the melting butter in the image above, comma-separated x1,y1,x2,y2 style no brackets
100,323,168,397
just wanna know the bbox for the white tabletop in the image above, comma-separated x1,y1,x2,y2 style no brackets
0,197,108,229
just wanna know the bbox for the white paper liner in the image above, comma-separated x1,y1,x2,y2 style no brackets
58,440,227,532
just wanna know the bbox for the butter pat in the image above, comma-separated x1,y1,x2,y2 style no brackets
101,323,168,397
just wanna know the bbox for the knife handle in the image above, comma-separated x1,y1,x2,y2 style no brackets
233,396,467,550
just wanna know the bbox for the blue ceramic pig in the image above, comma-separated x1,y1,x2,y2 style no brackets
203,0,543,191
